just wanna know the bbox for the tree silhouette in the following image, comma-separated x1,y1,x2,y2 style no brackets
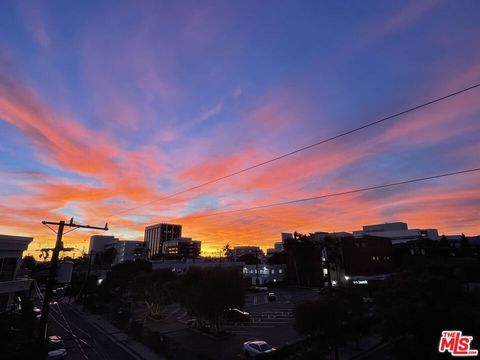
21,255,36,270
377,271,480,359
295,289,366,360
223,243,233,260
237,253,260,265
177,267,246,334
267,251,286,265
131,270,177,319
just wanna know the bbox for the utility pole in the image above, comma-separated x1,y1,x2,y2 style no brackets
82,250,95,311
255,250,260,286
322,246,338,360
321,247,333,296
38,218,108,351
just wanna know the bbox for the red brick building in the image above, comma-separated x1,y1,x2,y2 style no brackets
341,235,393,276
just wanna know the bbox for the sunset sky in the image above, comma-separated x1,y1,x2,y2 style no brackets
1,1,479,258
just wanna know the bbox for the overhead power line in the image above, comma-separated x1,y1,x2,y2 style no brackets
109,82,480,219
162,167,480,221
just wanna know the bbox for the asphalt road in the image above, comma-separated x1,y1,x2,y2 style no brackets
47,301,139,360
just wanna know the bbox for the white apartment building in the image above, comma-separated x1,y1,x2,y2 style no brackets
242,264,287,285
353,222,439,244
151,259,244,273
89,235,118,258
0,235,33,312
89,235,145,265
112,240,145,265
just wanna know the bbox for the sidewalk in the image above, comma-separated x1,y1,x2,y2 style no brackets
67,302,165,360
338,334,383,359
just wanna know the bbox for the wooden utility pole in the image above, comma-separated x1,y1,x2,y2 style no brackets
256,250,260,286
37,218,108,349
322,247,333,296
82,250,95,311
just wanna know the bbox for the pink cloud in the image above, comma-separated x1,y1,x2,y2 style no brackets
0,85,118,175
0,59,170,211
365,0,439,39
379,65,480,146
19,2,52,49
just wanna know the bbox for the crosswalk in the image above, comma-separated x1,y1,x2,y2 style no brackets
224,308,295,333
157,304,295,333
245,294,292,306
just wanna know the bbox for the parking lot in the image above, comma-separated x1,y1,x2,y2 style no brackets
147,286,319,359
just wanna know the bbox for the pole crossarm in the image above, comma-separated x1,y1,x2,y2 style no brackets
42,219,108,231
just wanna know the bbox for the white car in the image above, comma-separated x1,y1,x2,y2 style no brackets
243,340,276,357
48,336,67,359
48,349,67,359
33,306,42,320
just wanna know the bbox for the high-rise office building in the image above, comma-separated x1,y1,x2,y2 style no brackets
162,237,201,259
144,223,182,258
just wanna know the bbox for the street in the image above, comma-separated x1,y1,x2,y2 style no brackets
47,301,143,360
42,287,380,360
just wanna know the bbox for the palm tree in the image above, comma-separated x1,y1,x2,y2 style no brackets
223,243,233,260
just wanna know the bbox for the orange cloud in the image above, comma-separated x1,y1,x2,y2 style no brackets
2,50,480,260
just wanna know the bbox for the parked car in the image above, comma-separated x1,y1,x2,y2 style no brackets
47,336,67,359
48,349,67,360
243,340,276,357
186,318,211,332
33,307,42,320
224,308,250,322
249,286,268,292
186,318,198,328
318,287,329,296
267,292,276,301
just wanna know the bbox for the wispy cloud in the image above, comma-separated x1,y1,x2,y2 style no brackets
0,1,479,256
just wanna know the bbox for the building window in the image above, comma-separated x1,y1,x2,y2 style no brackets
279,269,283,274
271,270,275,274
